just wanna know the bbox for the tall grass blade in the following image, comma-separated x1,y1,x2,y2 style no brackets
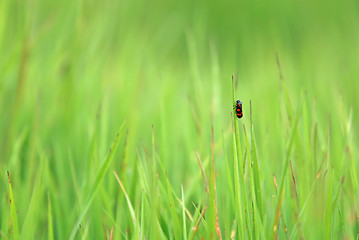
324,125,333,240
272,100,303,239
250,101,263,221
69,121,126,240
189,194,207,240
48,191,54,240
21,159,45,238
165,172,182,240
275,52,294,121
209,121,222,240
113,171,141,239
231,112,244,239
181,185,187,240
232,75,249,239
7,171,19,240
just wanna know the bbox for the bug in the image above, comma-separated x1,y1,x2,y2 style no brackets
233,100,243,119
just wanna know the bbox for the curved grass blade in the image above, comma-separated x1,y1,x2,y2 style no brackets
113,171,140,238
69,121,126,240
188,192,207,240
232,75,248,238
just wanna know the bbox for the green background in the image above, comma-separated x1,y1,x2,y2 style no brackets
1,0,358,239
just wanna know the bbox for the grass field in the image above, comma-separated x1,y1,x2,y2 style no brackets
1,0,359,239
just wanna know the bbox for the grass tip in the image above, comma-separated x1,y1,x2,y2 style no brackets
273,174,278,192
7,170,11,183
110,226,114,240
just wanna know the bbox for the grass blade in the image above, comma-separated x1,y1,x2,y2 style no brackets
232,75,248,238
324,125,333,240
69,121,126,240
113,171,140,238
21,159,45,238
195,150,209,193
275,51,294,121
250,101,264,221
165,172,182,240
7,171,19,239
272,99,303,239
210,122,222,240
181,185,187,240
48,191,54,240
231,112,244,239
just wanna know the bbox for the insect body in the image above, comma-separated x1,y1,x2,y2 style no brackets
233,100,243,119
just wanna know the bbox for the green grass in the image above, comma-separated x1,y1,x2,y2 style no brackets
1,0,359,239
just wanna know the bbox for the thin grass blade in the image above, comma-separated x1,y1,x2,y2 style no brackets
7,171,19,240
69,121,126,240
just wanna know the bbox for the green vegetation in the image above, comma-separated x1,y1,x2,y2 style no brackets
1,0,359,239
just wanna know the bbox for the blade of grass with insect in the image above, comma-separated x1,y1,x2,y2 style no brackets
69,121,126,240
231,112,244,239
7,171,19,240
232,75,250,239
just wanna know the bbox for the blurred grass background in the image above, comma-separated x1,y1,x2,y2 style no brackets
1,0,359,239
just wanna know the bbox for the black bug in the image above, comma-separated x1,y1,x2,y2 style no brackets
233,100,243,119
